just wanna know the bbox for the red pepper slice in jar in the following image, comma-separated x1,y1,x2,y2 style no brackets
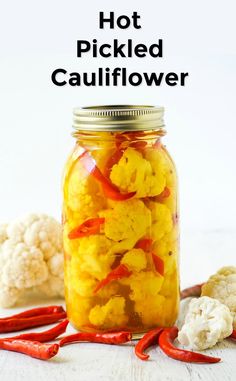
104,149,124,177
79,151,136,201
94,264,132,294
68,218,105,239
158,327,221,364
135,239,164,276
154,187,171,202
135,238,153,252
152,253,164,276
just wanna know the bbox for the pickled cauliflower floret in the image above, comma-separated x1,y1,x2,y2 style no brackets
153,231,178,274
100,199,151,242
110,147,166,197
134,294,166,326
201,266,236,327
148,201,173,241
73,235,114,280
128,271,164,301
89,296,128,328
66,161,104,220
178,296,233,350
121,249,147,272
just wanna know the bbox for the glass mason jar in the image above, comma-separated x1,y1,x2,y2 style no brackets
62,105,179,334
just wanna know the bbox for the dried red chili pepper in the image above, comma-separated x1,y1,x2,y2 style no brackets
152,253,164,276
80,151,136,201
0,312,67,333
135,238,153,252
60,331,132,347
229,330,236,340
158,327,221,363
94,264,132,294
4,319,69,342
180,283,204,300
0,339,59,360
68,218,105,239
135,327,163,360
0,305,65,321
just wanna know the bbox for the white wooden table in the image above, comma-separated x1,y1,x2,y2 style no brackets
0,231,235,381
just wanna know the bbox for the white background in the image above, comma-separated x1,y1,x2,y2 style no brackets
0,0,236,285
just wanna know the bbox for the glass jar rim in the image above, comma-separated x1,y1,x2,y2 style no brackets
73,105,164,132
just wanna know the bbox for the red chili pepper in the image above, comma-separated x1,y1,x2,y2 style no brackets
0,339,59,360
60,331,132,347
135,238,153,252
104,149,124,177
152,253,164,276
68,218,105,239
0,312,67,333
154,187,171,202
180,283,204,300
153,139,162,149
229,330,236,340
0,305,65,320
80,151,136,201
94,264,132,294
135,327,163,360
129,141,147,152
158,327,221,363
4,319,69,342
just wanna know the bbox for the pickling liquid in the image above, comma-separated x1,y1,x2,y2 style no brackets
63,130,179,333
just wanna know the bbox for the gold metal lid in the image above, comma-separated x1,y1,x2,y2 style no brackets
73,105,164,131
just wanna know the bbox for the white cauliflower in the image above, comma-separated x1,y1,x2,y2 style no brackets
0,214,64,307
201,266,236,328
178,296,233,350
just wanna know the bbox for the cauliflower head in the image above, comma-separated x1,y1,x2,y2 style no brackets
201,266,236,328
110,147,166,198
89,296,128,328
0,214,64,307
100,199,151,242
178,296,233,350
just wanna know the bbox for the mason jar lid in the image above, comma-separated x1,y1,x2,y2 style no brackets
73,105,164,131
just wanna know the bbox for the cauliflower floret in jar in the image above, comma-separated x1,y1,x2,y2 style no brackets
67,291,93,327
128,271,164,301
65,160,105,221
178,296,233,350
100,199,151,242
73,235,114,280
201,266,236,328
147,201,173,241
110,147,166,198
153,230,178,274
121,249,147,272
89,296,128,329
134,294,166,327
